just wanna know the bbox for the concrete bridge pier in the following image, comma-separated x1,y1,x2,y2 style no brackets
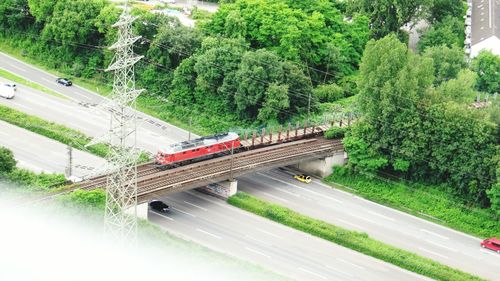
125,203,149,220
292,151,347,178
196,179,238,199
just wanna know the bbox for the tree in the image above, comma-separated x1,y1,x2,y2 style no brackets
0,0,32,31
417,16,464,52
422,45,467,85
0,147,16,174
28,0,56,23
313,83,344,103
348,0,431,39
428,0,465,23
257,83,290,123
472,51,500,94
434,69,478,104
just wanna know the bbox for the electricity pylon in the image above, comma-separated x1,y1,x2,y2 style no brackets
102,5,144,242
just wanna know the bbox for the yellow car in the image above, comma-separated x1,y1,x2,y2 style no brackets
293,174,312,183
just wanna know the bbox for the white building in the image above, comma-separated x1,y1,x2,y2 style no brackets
469,0,500,58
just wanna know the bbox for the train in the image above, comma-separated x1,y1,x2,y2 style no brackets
155,132,241,166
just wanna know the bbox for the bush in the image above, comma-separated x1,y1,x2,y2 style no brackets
0,147,16,173
229,192,484,281
313,83,345,103
324,127,347,139
5,168,66,191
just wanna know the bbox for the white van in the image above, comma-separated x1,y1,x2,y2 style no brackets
0,83,15,99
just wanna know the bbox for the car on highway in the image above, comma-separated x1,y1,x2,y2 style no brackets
3,83,16,91
293,174,312,183
0,83,15,99
481,237,500,253
56,78,72,86
149,200,170,213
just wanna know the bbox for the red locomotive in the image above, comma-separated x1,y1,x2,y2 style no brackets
155,132,241,166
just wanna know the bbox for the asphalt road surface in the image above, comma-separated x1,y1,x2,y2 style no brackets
150,190,429,281
238,168,500,281
0,120,106,177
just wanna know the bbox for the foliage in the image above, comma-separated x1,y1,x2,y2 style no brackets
471,51,500,94
0,147,16,173
417,16,464,52
422,45,467,85
313,83,344,103
324,127,346,139
428,0,466,23
205,0,370,84
347,0,431,39
58,189,106,211
228,192,484,281
326,167,500,238
347,34,498,208
4,168,67,191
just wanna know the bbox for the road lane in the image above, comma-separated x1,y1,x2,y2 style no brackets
0,121,107,177
149,191,428,281
238,168,500,281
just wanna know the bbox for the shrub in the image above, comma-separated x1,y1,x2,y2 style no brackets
324,127,347,139
0,147,16,173
313,83,345,103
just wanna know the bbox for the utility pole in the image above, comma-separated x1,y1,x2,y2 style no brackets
90,2,144,243
65,146,72,178
229,141,234,181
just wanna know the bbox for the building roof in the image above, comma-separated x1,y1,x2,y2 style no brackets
470,0,500,56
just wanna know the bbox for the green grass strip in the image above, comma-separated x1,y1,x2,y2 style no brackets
228,192,484,281
0,68,67,100
0,104,110,158
325,168,500,238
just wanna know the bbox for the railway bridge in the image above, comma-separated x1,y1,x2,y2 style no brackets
77,122,347,203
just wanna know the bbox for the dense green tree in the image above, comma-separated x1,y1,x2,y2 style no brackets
0,0,32,31
346,34,498,207
28,0,55,23
206,0,369,84
422,45,467,85
471,51,500,94
0,147,16,174
257,83,290,123
417,16,464,52
347,0,431,39
428,0,465,23
313,83,344,103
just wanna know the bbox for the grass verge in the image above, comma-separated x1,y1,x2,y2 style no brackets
325,167,500,238
228,191,484,281
0,104,110,157
0,68,67,99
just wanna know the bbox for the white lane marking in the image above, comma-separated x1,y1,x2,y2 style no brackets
244,246,271,258
480,249,500,257
42,78,53,83
183,200,207,211
244,235,271,246
420,229,449,240
424,239,458,252
274,187,301,197
258,172,343,203
196,228,222,240
325,265,354,277
298,267,327,280
418,247,449,259
336,219,366,231
152,212,174,221
172,207,196,217
348,212,377,224
489,0,492,27
12,103,33,111
256,228,283,239
9,64,27,72
367,210,396,222
261,191,290,203
336,258,365,270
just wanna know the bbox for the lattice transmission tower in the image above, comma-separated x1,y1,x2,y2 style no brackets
101,5,144,242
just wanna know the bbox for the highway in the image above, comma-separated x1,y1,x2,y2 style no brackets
0,51,494,280
238,168,500,281
0,120,106,177
150,190,428,281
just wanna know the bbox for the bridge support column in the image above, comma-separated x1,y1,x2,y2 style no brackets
196,180,238,199
292,151,347,178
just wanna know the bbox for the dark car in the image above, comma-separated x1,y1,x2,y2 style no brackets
56,78,72,86
149,200,170,213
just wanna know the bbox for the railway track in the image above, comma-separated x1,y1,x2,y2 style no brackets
78,137,343,200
